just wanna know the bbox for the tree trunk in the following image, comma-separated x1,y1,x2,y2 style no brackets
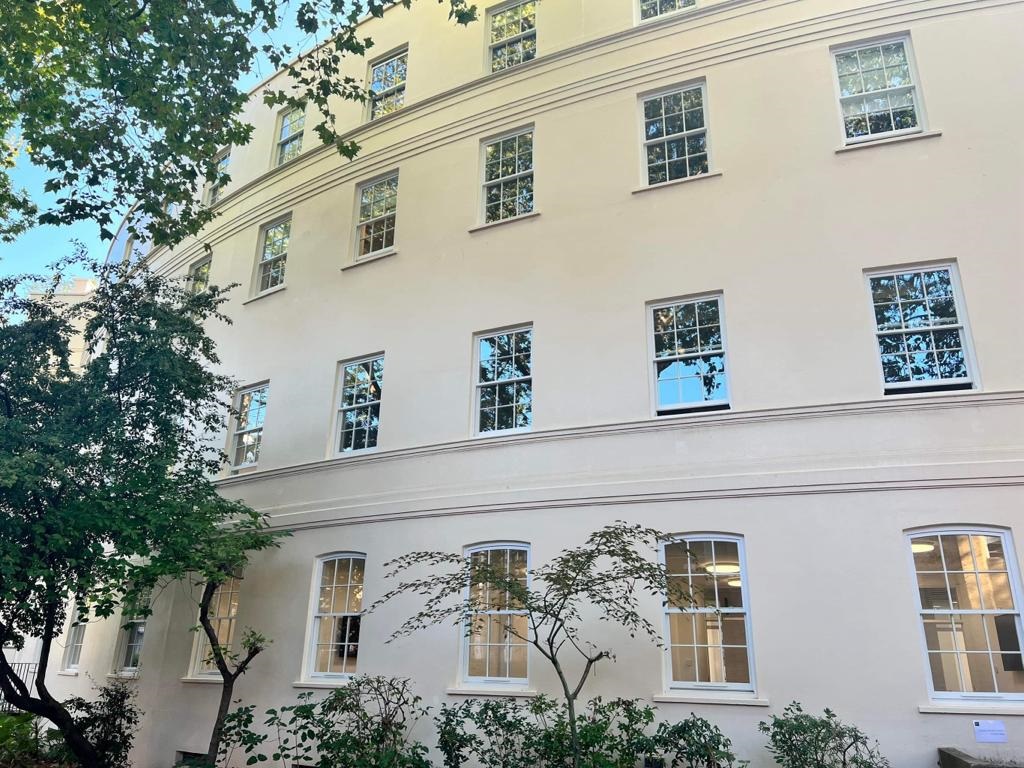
204,674,235,765
549,654,581,768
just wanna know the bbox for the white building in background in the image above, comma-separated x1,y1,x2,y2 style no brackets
47,0,1024,764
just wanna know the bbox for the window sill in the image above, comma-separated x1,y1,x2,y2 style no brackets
242,284,286,305
468,211,540,233
341,248,397,271
474,426,532,439
653,693,768,707
835,129,942,153
106,672,140,681
293,678,352,689
919,703,1024,716
181,676,224,685
56,670,79,677
446,686,538,698
631,170,723,195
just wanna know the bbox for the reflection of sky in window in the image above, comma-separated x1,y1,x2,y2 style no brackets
652,298,728,409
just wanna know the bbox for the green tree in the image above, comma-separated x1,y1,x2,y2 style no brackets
371,522,693,768
0,257,278,768
0,0,476,246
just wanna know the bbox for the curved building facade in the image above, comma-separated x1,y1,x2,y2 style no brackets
49,0,1024,764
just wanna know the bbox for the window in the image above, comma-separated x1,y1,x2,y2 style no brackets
867,265,973,394
336,356,384,453
834,37,920,142
369,51,408,119
465,544,529,683
61,610,87,672
642,84,708,186
188,258,211,295
482,130,533,223
489,1,536,73
256,219,290,293
651,296,728,414
276,107,305,165
909,529,1024,698
476,327,532,433
191,576,241,675
356,175,398,258
115,591,150,674
640,0,694,21
310,555,365,677
232,384,268,468
208,149,230,204
662,536,753,689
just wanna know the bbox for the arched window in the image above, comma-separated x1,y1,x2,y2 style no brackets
464,543,530,684
309,554,366,678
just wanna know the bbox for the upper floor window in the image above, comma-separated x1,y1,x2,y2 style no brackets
356,175,399,259
190,575,241,676
909,529,1023,698
867,264,973,394
489,1,536,73
834,37,920,143
232,384,268,468
651,295,728,414
662,536,753,690
188,258,211,295
482,130,533,223
257,218,290,294
465,544,529,683
310,555,365,677
207,149,230,205
640,0,694,21
115,591,150,674
643,84,708,186
276,107,305,165
369,50,408,119
337,356,384,453
61,610,87,672
476,327,532,434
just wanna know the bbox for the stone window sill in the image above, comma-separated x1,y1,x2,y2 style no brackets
446,686,538,698
835,129,942,153
293,678,352,689
242,284,286,305
653,693,769,707
919,703,1024,716
181,676,223,685
56,670,79,677
468,210,541,233
632,170,723,195
341,248,397,271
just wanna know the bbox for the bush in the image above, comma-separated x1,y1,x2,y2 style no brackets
656,714,745,768
41,680,141,768
758,702,889,768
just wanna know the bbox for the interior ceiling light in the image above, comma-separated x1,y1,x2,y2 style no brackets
911,542,936,554
727,579,742,588
704,563,741,575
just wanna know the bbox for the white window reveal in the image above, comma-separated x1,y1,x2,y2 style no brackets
257,219,290,293
356,175,398,258
337,356,384,453
640,0,694,21
276,107,305,165
310,555,365,677
651,296,728,414
834,38,920,143
910,530,1024,698
232,384,268,468
490,1,536,73
476,327,532,433
868,265,972,394
643,84,708,186
369,51,408,119
465,544,529,683
483,130,534,223
663,536,754,690
191,575,241,675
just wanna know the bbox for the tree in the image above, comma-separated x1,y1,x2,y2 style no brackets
0,256,277,768
0,0,476,246
371,522,693,768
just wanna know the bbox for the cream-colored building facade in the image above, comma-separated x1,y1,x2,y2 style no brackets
46,0,1024,764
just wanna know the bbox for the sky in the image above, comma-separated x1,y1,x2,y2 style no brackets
0,19,315,281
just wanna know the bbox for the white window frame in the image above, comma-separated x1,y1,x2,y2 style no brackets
61,610,87,672
332,354,385,456
275,106,305,166
659,534,756,693
188,575,242,677
473,324,533,436
253,215,291,296
647,292,730,417
230,383,269,470
368,48,409,120
460,542,531,688
112,592,151,676
187,257,212,295
636,0,696,25
638,80,711,187
304,553,367,680
864,262,977,396
479,126,535,225
906,527,1024,702
830,34,927,146
487,0,537,73
207,148,231,205
353,172,399,261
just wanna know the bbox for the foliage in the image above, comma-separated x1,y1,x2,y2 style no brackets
758,702,890,768
220,676,431,768
60,681,141,768
0,712,58,768
0,0,477,245
656,714,745,768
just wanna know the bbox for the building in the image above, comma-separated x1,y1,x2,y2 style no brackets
27,277,97,372
45,0,1024,764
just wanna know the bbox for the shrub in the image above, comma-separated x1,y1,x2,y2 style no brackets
655,714,745,768
758,702,889,768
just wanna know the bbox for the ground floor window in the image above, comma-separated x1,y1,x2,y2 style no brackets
310,555,365,677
